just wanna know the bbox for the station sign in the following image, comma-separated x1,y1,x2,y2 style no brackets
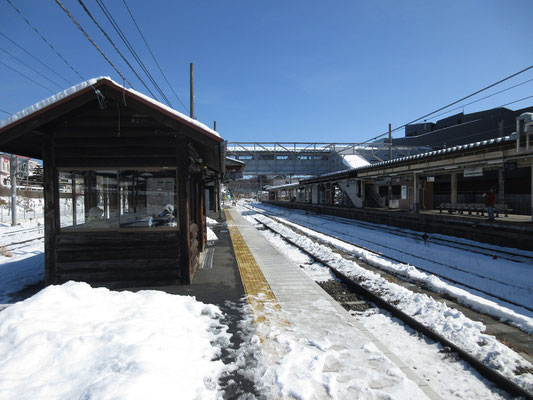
463,166,484,177
426,176,435,182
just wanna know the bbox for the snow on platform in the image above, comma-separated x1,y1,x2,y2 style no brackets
226,209,441,399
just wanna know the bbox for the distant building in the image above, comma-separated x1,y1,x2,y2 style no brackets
0,153,40,188
394,106,533,148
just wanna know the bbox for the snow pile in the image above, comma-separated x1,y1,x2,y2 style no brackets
0,221,44,303
246,294,427,399
0,282,232,399
245,211,533,392
343,154,371,168
207,227,218,241
206,217,218,226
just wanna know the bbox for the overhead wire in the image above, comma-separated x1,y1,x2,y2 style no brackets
54,0,133,88
73,0,161,101
92,0,172,107
4,0,95,90
0,31,73,86
0,59,54,92
0,46,64,89
500,95,533,108
362,64,533,144
0,109,13,116
426,77,533,121
121,0,189,113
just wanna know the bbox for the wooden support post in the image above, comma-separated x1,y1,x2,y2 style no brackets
10,154,17,226
43,135,59,285
413,172,419,213
71,172,77,225
531,160,533,222
451,172,457,204
199,176,206,252
177,139,191,283
498,168,505,205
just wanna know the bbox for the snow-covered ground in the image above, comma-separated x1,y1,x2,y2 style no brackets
0,282,232,399
237,201,533,396
247,202,533,332
0,203,531,398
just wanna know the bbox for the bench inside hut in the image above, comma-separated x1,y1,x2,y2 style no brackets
0,77,224,288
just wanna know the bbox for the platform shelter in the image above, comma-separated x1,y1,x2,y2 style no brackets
0,77,224,287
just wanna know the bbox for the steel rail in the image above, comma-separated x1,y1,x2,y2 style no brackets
250,215,533,399
261,211,533,313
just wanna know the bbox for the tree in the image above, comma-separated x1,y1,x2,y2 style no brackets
27,164,44,187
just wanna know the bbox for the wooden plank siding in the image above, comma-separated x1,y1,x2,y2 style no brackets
0,79,223,288
55,231,180,288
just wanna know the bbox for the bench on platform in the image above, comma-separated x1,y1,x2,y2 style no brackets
438,203,511,217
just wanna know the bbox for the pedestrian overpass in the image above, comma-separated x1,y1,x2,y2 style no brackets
226,142,429,176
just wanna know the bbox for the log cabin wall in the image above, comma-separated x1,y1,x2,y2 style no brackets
46,101,195,287
0,79,223,288
55,231,181,288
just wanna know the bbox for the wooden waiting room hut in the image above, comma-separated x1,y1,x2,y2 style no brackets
0,77,224,287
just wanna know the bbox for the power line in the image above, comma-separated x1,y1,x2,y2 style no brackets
0,109,13,116
0,59,54,92
397,96,533,149
54,0,133,88
0,31,73,86
121,0,189,113
4,0,93,88
92,0,171,106
428,77,533,121
362,64,533,144
500,95,533,108
0,46,64,89
73,0,160,100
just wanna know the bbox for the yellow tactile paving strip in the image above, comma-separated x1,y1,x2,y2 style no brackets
225,210,281,323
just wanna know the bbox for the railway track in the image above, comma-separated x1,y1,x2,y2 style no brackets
248,205,533,313
247,212,533,399
261,204,533,263
3,236,44,251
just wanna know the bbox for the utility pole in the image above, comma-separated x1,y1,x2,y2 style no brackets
10,154,17,226
190,63,194,119
388,123,392,161
388,124,392,208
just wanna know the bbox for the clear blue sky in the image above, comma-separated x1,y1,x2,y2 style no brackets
0,0,532,143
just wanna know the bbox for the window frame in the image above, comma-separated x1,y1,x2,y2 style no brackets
57,167,179,233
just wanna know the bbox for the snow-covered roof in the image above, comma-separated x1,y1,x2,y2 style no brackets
0,77,221,141
342,154,371,169
300,134,517,183
356,134,515,171
265,182,300,191
225,157,245,165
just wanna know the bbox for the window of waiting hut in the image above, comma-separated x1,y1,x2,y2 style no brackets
58,168,178,231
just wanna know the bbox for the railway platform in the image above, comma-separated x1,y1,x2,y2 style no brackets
223,208,442,399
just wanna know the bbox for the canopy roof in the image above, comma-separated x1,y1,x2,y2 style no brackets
0,77,223,163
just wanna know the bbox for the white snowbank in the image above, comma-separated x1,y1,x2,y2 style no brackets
343,154,371,168
206,217,218,226
207,227,218,241
0,282,231,399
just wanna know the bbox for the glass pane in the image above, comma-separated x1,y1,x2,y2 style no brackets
60,170,118,230
119,169,177,228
